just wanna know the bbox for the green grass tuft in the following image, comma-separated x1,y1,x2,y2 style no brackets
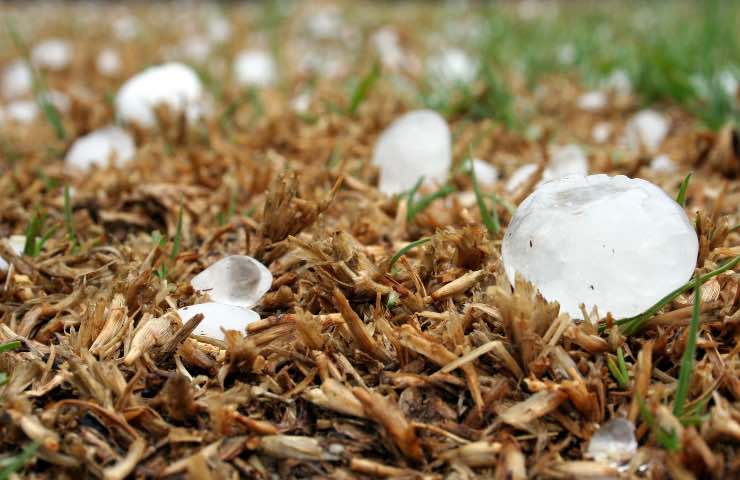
0,441,40,480
673,281,702,419
348,62,381,115
676,173,692,207
389,237,430,271
469,156,499,235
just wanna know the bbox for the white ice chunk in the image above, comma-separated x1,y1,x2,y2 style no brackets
0,235,27,272
587,418,638,468
291,92,312,113
65,126,136,173
306,7,344,39
506,164,539,193
577,90,607,111
5,100,38,124
115,62,204,128
113,16,139,41
427,48,477,84
372,27,405,70
177,303,260,341
191,255,273,308
372,109,451,195
625,109,669,153
502,174,698,319
604,69,632,95
650,154,677,174
96,48,122,76
470,158,499,185
2,60,33,99
207,15,232,43
32,39,72,71
234,50,277,87
180,35,212,63
592,122,612,144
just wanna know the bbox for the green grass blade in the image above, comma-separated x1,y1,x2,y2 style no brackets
407,184,456,222
673,282,702,418
389,237,430,270
170,204,184,262
469,156,499,234
676,173,692,207
0,340,21,353
0,441,40,480
23,210,44,256
6,20,66,140
615,255,739,335
348,62,381,115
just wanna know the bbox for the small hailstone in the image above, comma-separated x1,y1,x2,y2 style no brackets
96,48,122,76
2,60,33,98
506,164,539,193
604,69,632,95
177,303,260,341
5,100,38,124
291,92,312,113
234,50,277,87
191,255,273,309
717,69,738,98
558,43,576,65
592,122,612,144
207,15,232,43
115,62,204,128
31,39,72,70
306,7,344,39
470,158,499,185
587,418,638,467
427,48,477,84
372,109,451,195
372,27,405,70
505,144,588,193
180,35,212,63
39,90,70,113
503,174,698,319
113,15,139,41
0,235,26,272
65,126,136,173
298,50,346,78
625,109,669,153
650,154,677,174
577,91,607,111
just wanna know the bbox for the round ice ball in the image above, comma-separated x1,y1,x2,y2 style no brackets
115,62,203,128
502,174,698,318
371,109,451,195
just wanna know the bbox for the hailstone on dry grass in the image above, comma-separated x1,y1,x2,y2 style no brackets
177,303,261,341
191,255,273,309
371,109,451,195
115,62,204,128
503,174,698,319
64,126,136,173
234,50,277,87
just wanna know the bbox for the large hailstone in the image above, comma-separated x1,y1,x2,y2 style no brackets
587,418,637,468
372,109,451,195
502,175,698,319
191,255,273,308
177,303,260,341
234,50,277,87
31,39,72,70
115,62,204,128
65,126,136,172
96,48,122,76
625,109,669,153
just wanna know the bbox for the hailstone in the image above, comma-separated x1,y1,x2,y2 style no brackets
177,302,260,341
587,418,637,469
427,48,477,84
31,39,72,70
115,62,204,128
505,144,588,193
96,48,122,76
0,235,27,272
2,60,32,98
625,109,669,153
234,50,277,87
372,109,451,195
503,174,698,319
191,255,273,309
65,126,136,172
